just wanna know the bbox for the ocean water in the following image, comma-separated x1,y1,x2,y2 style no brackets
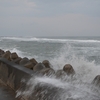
1,36,100,100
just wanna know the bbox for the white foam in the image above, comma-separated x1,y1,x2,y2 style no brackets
16,76,100,100
51,43,100,82
1,36,100,43
16,43,100,100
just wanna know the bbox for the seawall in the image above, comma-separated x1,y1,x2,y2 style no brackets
0,57,35,99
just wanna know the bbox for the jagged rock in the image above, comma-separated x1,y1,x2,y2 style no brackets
19,57,29,65
40,68,55,76
10,52,18,60
92,75,100,87
56,69,67,78
42,60,51,68
63,64,75,75
33,63,45,72
24,62,34,69
29,58,38,66
2,50,11,60
0,49,5,56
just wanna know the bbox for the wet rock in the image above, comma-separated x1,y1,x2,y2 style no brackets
29,58,38,66
28,84,64,100
63,64,75,76
19,57,29,65
13,57,22,64
10,52,18,60
2,50,11,60
92,75,100,87
56,69,67,78
24,62,34,69
33,63,45,72
42,60,51,68
0,49,5,56
40,68,55,76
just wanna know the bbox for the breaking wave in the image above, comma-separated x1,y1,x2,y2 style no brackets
1,36,100,43
16,43,100,100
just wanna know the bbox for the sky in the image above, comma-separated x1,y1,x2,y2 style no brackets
0,0,100,37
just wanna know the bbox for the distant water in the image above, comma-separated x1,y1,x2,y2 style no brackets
1,36,100,100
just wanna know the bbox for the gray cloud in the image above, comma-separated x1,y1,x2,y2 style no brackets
0,0,100,37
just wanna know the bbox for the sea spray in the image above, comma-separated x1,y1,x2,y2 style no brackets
16,75,100,100
51,43,100,82
15,43,100,100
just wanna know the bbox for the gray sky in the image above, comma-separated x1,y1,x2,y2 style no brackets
0,0,100,37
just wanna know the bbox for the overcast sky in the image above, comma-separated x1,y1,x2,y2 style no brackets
0,0,100,37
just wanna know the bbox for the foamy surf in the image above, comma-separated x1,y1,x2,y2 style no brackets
1,36,100,43
15,42,100,100
16,75,100,100
1,36,100,100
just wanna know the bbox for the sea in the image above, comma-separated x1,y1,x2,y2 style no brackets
0,36,100,100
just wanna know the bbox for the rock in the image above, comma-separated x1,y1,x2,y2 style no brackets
13,57,22,64
56,69,67,78
92,75,100,87
19,57,29,65
33,63,45,72
24,62,34,69
0,49,5,56
29,58,38,66
40,68,55,76
10,52,18,60
42,60,51,68
2,50,11,60
63,64,75,76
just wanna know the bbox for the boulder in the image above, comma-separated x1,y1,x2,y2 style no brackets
24,62,34,69
10,52,18,60
13,57,22,64
56,69,67,78
2,50,11,60
33,63,45,72
63,64,75,76
42,60,51,68
92,75,100,87
19,57,29,65
0,49,5,56
29,58,38,66
40,68,55,76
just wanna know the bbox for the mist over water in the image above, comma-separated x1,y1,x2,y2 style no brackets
1,36,100,99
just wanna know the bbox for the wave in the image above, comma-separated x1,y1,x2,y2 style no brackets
1,37,100,43
16,43,100,100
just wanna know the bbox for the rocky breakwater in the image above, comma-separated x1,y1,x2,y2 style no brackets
0,49,100,100
0,49,75,77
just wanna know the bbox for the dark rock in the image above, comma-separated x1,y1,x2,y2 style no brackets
2,50,11,60
0,49,5,56
24,62,34,69
56,69,67,78
10,52,18,60
92,75,100,87
40,68,55,76
42,60,51,68
33,63,45,72
63,64,75,76
28,83,64,100
19,57,29,65
13,57,22,64
29,58,38,66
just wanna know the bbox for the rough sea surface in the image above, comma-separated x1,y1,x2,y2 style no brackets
1,36,100,100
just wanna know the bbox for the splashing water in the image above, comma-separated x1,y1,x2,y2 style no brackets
16,43,100,100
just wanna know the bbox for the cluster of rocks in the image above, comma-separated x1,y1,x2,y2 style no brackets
0,49,75,77
0,49,100,87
